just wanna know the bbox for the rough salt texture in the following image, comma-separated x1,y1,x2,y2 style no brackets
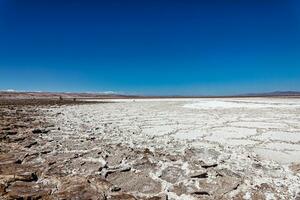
1,98,300,199
44,98,300,199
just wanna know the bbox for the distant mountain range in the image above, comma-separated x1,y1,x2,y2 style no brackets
0,90,300,99
240,91,300,97
0,91,137,99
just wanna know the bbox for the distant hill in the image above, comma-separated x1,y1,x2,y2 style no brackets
0,91,137,99
240,91,300,97
1,90,300,99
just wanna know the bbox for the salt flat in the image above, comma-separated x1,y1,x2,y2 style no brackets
83,97,300,164
44,97,300,199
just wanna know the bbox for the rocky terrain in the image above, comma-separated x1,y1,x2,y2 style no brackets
1,98,300,199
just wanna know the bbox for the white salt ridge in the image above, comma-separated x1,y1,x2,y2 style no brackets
183,100,300,109
255,131,300,142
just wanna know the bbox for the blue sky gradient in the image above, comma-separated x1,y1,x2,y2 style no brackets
0,0,300,95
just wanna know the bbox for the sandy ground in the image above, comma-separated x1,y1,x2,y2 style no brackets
1,98,300,199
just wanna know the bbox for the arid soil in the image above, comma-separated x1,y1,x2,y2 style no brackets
0,99,113,199
0,99,172,199
1,98,300,200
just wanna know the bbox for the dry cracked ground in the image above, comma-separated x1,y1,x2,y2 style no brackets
1,98,300,199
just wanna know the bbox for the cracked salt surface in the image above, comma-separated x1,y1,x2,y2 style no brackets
183,98,300,164
47,98,300,199
184,99,300,109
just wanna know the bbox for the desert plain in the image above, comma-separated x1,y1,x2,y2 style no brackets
1,97,300,199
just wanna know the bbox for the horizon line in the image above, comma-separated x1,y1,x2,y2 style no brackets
1,89,300,97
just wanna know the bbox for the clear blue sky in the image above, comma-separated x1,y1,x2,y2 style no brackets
0,0,300,95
